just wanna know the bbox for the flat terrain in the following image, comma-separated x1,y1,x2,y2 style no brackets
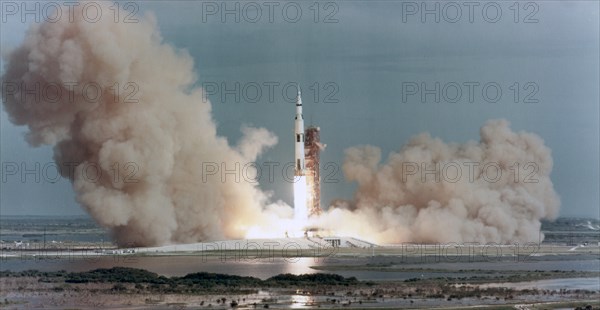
1,267,599,309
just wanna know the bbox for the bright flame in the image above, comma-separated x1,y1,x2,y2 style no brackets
293,176,308,225
244,217,309,239
245,221,290,239
244,176,311,239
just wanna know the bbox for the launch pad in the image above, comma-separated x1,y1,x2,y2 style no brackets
134,236,377,255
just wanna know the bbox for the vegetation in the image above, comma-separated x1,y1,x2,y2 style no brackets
0,267,359,292
266,273,358,286
65,267,163,283
1,267,598,308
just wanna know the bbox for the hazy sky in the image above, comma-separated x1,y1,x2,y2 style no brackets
1,1,598,218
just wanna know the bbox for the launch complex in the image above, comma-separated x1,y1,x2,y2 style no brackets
136,88,377,253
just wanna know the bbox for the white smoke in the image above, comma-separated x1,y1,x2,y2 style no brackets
1,3,287,246
317,119,560,244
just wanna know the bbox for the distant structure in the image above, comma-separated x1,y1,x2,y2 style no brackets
305,126,323,217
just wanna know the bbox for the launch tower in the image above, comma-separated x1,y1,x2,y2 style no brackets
305,126,323,217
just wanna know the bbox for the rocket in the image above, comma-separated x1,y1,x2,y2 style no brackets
293,86,309,224
294,87,305,176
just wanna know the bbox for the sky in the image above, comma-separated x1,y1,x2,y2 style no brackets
0,0,598,218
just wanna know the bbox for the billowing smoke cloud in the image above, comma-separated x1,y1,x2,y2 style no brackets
1,3,286,246
318,119,560,244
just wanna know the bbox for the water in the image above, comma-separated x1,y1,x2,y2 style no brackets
0,232,108,243
481,277,600,291
1,255,598,282
1,256,322,279
0,216,109,243
400,259,600,272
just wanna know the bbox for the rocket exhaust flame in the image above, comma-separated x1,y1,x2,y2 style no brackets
293,176,309,224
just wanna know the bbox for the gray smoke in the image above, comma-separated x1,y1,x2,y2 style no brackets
1,3,284,246
317,119,560,244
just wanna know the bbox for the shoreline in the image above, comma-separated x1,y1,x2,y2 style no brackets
1,266,598,309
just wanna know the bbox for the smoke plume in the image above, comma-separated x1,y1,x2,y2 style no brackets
1,4,284,246
318,119,560,244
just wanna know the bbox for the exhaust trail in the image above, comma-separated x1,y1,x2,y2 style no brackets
317,119,560,244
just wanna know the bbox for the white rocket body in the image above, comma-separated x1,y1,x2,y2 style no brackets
294,89,305,176
293,88,308,223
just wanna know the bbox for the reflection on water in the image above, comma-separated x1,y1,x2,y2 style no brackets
1,255,599,282
283,257,318,275
290,294,312,309
0,256,327,279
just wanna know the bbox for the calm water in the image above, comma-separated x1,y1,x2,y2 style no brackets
0,256,323,279
481,277,600,291
1,233,108,243
400,259,600,272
